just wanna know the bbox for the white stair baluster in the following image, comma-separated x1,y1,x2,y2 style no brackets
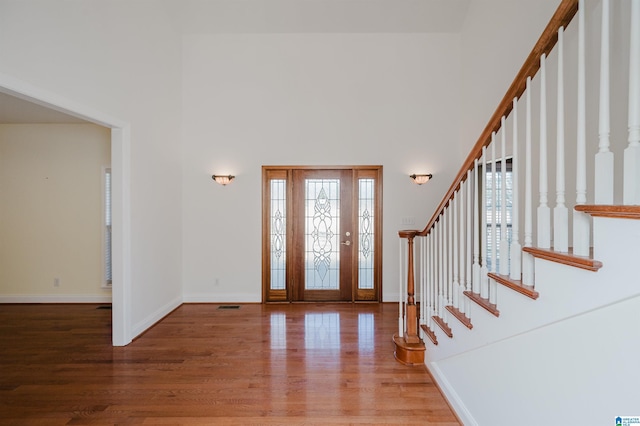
466,169,473,313
415,238,420,312
624,0,640,205
459,182,466,315
596,0,613,204
452,193,459,310
424,228,433,328
420,236,426,328
510,98,522,281
473,158,481,294
554,26,569,253
574,0,590,256
428,235,433,327
490,133,498,305
523,77,535,286
427,232,431,330
444,208,450,312
423,234,427,330
480,147,489,299
438,218,445,319
433,223,438,323
430,228,438,326
449,203,455,309
432,233,436,327
538,53,551,249
399,237,404,336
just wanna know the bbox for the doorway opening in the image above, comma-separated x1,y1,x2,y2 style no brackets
0,76,131,346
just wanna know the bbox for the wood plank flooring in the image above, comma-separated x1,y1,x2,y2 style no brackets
0,303,460,425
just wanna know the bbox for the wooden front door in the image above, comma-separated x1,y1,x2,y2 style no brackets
292,169,352,301
262,166,382,303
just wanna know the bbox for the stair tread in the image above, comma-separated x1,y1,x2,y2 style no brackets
463,291,500,317
432,315,453,338
445,305,473,329
488,273,539,300
523,246,602,271
575,204,640,219
420,324,438,345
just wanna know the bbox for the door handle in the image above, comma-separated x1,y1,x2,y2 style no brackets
341,240,351,246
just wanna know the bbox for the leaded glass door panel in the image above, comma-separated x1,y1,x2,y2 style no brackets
293,169,352,301
262,166,382,302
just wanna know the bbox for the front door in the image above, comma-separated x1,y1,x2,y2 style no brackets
262,166,382,302
292,169,352,301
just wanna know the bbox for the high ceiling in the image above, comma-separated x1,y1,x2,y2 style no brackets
175,0,471,34
0,0,471,124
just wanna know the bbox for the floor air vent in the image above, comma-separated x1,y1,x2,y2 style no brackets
217,305,240,310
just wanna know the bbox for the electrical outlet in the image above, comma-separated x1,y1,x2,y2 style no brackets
401,217,416,226
53,278,60,287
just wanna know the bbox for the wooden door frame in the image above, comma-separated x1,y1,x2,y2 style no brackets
262,165,383,303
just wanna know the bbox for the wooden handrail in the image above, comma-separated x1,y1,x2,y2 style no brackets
395,0,579,365
418,0,579,237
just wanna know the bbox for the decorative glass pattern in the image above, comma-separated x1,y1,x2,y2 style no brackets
305,179,340,290
270,179,286,290
358,179,374,289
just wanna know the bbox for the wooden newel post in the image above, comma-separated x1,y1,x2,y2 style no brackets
401,231,419,342
394,230,426,365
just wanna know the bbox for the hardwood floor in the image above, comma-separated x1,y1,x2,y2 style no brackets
0,303,460,425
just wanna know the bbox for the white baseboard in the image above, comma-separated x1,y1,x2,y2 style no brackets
131,295,183,340
182,293,261,303
0,294,112,303
427,362,477,426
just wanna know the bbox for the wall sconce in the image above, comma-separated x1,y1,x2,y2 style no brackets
212,175,235,186
410,174,433,185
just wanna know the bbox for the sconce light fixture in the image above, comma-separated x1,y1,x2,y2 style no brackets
410,174,433,185
212,174,235,186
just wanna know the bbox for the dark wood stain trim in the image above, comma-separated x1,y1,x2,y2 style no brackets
522,247,602,272
432,315,453,338
488,273,539,300
463,291,500,317
445,306,473,329
575,204,640,219
420,324,439,345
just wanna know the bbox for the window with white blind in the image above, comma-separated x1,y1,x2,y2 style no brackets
104,167,112,288
485,158,512,272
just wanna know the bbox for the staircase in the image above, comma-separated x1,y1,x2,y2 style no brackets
394,1,640,424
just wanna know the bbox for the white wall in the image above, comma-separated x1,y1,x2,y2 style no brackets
181,33,465,302
429,215,640,425
436,294,640,425
0,0,613,339
0,124,111,301
0,0,184,338
459,0,561,146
